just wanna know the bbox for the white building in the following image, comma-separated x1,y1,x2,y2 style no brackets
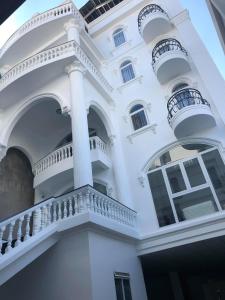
206,0,225,53
0,0,225,299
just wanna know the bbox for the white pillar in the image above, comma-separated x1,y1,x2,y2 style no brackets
66,61,93,189
109,135,134,209
64,18,81,45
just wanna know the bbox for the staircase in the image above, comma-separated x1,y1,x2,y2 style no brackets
0,185,137,285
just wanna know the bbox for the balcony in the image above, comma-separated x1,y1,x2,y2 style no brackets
138,4,171,44
167,88,216,138
152,38,191,84
33,136,111,188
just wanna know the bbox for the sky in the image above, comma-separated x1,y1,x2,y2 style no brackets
0,0,224,79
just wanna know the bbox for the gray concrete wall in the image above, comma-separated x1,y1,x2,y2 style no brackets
0,148,34,220
0,227,147,300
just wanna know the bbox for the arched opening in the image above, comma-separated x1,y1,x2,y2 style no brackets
6,97,72,204
0,148,34,220
147,142,225,227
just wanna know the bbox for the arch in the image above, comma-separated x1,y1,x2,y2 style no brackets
88,101,114,137
2,93,64,147
168,76,194,94
142,137,224,173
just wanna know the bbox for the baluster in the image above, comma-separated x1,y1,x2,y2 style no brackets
24,214,31,241
63,199,67,219
6,222,15,253
15,217,24,246
40,206,45,230
74,195,78,214
53,202,57,222
0,226,5,256
32,208,40,235
58,201,62,220
68,197,73,217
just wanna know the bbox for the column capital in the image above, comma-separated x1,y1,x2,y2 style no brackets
64,18,82,33
65,61,86,75
108,135,116,147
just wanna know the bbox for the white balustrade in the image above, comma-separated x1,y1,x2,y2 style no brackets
0,2,78,58
0,40,112,95
0,185,136,257
33,137,109,177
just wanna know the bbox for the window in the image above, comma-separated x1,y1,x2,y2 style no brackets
147,143,225,226
113,28,126,47
120,60,135,83
114,273,132,300
130,104,148,130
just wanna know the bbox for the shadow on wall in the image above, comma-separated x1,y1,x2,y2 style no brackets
0,148,34,221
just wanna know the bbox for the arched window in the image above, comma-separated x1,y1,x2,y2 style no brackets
130,104,148,130
120,60,135,83
147,143,225,227
172,82,189,93
113,28,126,47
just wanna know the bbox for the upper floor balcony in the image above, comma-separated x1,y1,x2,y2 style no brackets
167,88,216,138
33,136,111,188
152,38,191,84
0,2,78,68
138,4,172,44
0,41,113,109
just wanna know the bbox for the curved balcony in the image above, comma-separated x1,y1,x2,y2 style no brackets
138,4,172,43
33,136,111,188
167,88,216,138
0,2,78,66
152,39,191,84
0,41,113,109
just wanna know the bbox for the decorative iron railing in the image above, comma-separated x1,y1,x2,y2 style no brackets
0,185,137,257
167,88,210,123
138,4,168,33
152,38,188,66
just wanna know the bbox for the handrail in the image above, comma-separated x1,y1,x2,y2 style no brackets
0,40,113,94
0,185,137,257
0,2,79,59
167,88,210,123
138,4,168,32
152,38,188,66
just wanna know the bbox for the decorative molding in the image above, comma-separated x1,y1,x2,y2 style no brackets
0,144,7,161
171,9,190,26
117,75,143,93
138,175,146,188
108,135,116,147
61,106,71,116
127,123,157,144
65,60,86,75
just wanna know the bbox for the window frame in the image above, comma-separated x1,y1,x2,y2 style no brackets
114,272,132,300
147,145,225,226
113,28,126,48
129,104,148,131
120,60,136,83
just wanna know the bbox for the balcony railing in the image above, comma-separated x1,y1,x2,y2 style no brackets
152,38,188,67
0,185,137,257
167,88,210,123
0,2,78,58
138,4,168,33
34,136,108,176
0,40,113,95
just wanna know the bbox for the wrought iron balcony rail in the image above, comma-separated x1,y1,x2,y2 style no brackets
167,88,210,123
138,4,167,32
152,38,187,65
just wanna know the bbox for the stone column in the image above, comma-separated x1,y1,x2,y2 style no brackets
66,61,93,189
64,18,81,45
109,135,134,209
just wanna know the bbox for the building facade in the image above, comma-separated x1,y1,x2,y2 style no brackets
206,0,225,53
0,0,225,299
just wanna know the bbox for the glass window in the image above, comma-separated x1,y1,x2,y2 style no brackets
174,188,218,221
120,60,135,83
184,158,206,187
113,28,126,47
202,149,225,209
166,165,186,193
114,273,132,300
130,104,147,130
148,170,175,227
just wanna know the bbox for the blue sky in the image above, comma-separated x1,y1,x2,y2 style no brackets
0,0,224,80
